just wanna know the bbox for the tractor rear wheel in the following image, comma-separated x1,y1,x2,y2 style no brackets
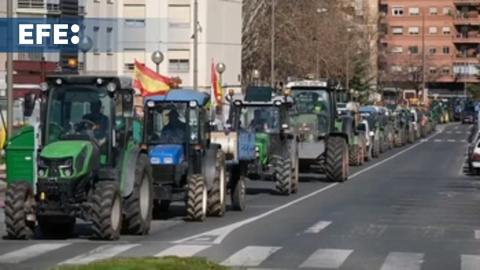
274,155,292,195
372,139,380,158
230,168,246,211
394,133,402,147
291,153,299,194
379,136,385,154
122,154,153,235
5,181,35,240
325,137,348,182
208,150,227,217
186,174,207,221
90,181,123,240
349,145,361,166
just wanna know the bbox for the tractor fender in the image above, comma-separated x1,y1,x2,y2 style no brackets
203,143,221,191
121,146,148,197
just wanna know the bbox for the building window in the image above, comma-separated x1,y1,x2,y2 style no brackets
168,49,190,72
428,47,437,54
392,7,403,16
409,7,419,15
168,4,191,28
106,28,113,53
429,67,437,74
391,46,403,54
93,26,99,53
123,49,145,72
442,46,450,54
408,27,419,35
392,26,403,35
442,27,450,35
429,7,438,15
442,66,450,75
443,6,451,15
408,46,418,54
429,27,437,35
124,4,146,27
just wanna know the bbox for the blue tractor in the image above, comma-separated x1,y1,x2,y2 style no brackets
142,89,227,221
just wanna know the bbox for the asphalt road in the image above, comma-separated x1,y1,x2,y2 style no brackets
1,123,479,270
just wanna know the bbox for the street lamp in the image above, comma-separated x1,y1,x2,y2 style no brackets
270,0,276,87
216,62,226,84
316,8,328,79
252,69,260,86
346,27,352,92
151,50,164,73
78,36,93,75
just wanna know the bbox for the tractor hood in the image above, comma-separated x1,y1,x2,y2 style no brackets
40,140,89,159
292,114,321,142
149,145,184,165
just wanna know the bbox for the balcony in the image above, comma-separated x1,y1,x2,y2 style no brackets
453,53,480,63
453,0,480,6
453,12,480,25
453,32,480,43
17,0,61,14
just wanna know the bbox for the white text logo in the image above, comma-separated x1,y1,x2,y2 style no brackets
19,24,80,45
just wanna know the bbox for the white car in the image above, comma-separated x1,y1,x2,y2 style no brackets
468,130,480,174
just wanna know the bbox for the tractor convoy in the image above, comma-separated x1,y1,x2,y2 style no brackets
2,75,439,240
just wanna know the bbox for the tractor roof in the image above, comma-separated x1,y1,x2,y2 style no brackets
286,79,338,90
45,75,134,89
144,89,210,107
230,86,293,106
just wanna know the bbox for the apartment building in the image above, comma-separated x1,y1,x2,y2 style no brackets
115,0,242,91
379,0,480,92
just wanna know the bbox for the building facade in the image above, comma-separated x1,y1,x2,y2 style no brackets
379,0,480,92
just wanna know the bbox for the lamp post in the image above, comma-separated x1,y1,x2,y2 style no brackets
193,0,199,90
346,27,352,92
316,8,328,79
252,69,260,86
151,50,164,73
270,0,276,87
78,36,93,75
6,0,13,138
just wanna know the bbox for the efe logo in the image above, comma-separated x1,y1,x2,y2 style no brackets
19,24,80,45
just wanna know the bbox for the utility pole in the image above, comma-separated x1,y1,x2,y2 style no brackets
270,0,275,87
6,0,13,138
421,9,426,101
193,0,198,90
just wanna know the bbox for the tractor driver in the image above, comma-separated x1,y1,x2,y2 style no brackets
249,109,268,131
82,100,109,140
162,109,187,141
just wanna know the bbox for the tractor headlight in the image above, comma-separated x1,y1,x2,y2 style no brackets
369,131,374,136
164,157,173,164
40,82,48,92
63,169,72,177
107,82,117,92
255,146,259,152
189,100,198,108
274,100,282,107
38,169,45,177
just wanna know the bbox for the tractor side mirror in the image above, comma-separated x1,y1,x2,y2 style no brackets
123,93,134,117
23,92,36,117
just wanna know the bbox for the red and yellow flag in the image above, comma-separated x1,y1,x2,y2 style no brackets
133,59,171,96
211,60,222,106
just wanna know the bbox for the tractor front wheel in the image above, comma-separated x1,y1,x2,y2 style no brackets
230,170,246,211
5,181,35,240
208,150,227,217
325,137,348,182
274,154,292,195
90,181,123,240
186,174,207,221
349,145,361,166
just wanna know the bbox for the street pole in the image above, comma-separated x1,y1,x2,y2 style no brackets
421,10,426,102
6,0,13,138
346,44,349,91
270,0,275,88
193,0,198,90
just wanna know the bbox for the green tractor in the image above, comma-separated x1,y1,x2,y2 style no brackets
225,86,299,195
285,79,349,182
142,89,232,220
336,102,367,167
390,110,408,147
4,75,153,240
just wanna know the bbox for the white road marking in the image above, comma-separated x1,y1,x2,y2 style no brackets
155,245,211,257
380,252,424,270
299,248,353,268
221,246,281,267
461,255,480,270
173,130,442,245
0,243,71,264
475,230,480,239
59,244,140,265
447,131,452,134
420,139,428,142
457,131,463,134
304,221,332,234
448,139,456,142
434,139,442,142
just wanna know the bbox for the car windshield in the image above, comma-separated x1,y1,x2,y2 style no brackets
45,85,112,145
236,106,279,132
145,102,198,144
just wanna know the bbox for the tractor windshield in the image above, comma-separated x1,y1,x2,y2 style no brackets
290,89,331,134
237,106,279,132
145,102,198,144
45,85,112,146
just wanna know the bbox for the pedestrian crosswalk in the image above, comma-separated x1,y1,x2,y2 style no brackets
0,242,480,269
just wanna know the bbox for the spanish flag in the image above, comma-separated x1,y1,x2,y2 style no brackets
211,60,222,107
133,59,172,96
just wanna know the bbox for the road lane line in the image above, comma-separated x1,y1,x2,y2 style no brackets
155,244,211,257
475,230,480,239
221,246,281,267
380,252,424,270
173,130,442,244
303,221,332,234
448,139,456,142
0,243,71,264
461,255,480,270
299,248,352,268
434,139,442,142
59,244,139,265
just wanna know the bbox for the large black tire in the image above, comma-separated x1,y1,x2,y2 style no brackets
349,145,361,166
372,139,380,158
5,181,35,240
122,154,153,235
230,172,246,211
90,181,123,240
208,150,227,217
273,154,292,195
379,136,385,154
325,137,348,182
186,174,207,221
291,151,299,194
